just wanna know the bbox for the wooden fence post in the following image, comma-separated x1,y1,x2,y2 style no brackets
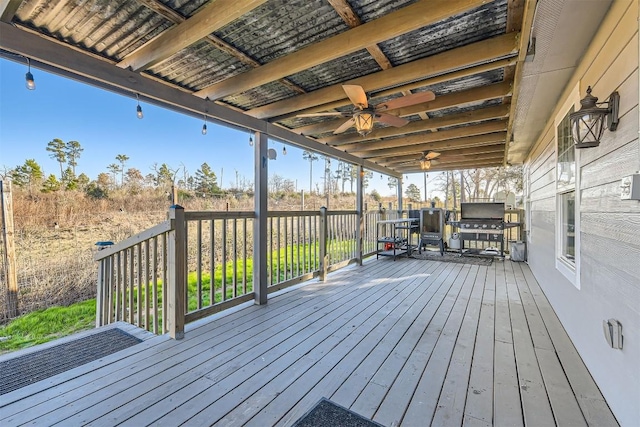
167,205,185,340
1,180,18,319
319,206,328,281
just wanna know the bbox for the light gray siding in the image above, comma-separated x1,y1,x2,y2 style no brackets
524,1,639,425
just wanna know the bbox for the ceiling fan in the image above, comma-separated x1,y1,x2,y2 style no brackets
419,150,441,170
396,150,441,170
297,85,435,136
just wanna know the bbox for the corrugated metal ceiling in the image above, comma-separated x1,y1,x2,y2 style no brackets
3,0,527,173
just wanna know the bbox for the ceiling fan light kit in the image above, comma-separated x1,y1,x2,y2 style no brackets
354,110,375,136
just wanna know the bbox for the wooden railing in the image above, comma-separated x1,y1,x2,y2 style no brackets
95,206,370,339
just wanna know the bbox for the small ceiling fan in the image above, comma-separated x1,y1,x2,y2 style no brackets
419,150,441,170
297,85,435,136
396,150,441,170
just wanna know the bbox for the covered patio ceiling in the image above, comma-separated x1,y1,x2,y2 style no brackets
1,0,533,176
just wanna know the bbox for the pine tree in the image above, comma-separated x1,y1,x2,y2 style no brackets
46,138,67,180
194,162,219,196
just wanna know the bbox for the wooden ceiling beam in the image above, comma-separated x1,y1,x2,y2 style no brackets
381,147,506,166
293,82,512,136
399,159,503,173
196,0,492,101
252,32,519,119
343,121,507,154
364,133,507,161
118,0,268,71
0,0,22,22
325,103,510,146
326,0,393,70
504,0,537,165
135,0,306,94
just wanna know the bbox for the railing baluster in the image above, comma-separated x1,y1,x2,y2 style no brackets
233,218,238,298
211,219,215,305
296,216,300,278
302,216,307,274
222,218,227,301
269,216,274,287
163,232,168,333
197,219,202,310
136,244,142,327
243,218,247,295
129,247,134,325
115,252,121,321
282,216,286,282
152,236,158,334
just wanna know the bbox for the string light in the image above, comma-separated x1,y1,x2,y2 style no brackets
136,94,143,119
249,131,254,146
282,145,287,155
25,58,35,90
202,112,207,135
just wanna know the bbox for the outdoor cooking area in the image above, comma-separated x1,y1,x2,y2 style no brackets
375,202,525,262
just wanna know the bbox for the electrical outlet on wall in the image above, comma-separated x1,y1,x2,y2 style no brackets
620,173,640,200
602,319,623,350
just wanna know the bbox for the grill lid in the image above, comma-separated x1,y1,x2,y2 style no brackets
460,202,505,220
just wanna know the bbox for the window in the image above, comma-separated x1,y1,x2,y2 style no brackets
554,83,582,288
557,109,576,266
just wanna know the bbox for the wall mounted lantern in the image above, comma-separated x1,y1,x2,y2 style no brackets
569,86,619,149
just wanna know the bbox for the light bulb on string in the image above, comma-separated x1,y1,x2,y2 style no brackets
282,145,287,155
25,58,35,90
249,132,254,146
202,113,207,135
136,94,143,119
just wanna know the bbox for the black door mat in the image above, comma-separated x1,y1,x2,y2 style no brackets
411,250,493,265
292,398,384,427
0,328,142,395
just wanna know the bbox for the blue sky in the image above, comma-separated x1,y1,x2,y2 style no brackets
0,58,440,197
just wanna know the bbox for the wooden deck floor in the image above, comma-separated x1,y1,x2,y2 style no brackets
0,259,618,426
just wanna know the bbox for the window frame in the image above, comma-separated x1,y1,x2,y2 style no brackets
554,83,582,289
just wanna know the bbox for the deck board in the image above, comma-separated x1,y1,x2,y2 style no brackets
0,259,619,426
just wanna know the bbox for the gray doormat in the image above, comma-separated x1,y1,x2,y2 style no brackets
411,250,493,266
293,398,383,427
0,328,142,395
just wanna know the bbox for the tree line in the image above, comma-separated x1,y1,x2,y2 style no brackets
4,138,226,199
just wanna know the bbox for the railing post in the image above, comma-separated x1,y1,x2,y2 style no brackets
319,206,328,281
167,205,185,340
356,165,364,266
253,131,268,305
95,241,114,327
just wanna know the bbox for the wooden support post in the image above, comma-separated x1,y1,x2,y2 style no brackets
319,206,328,281
356,165,364,266
1,180,18,319
253,131,268,305
167,205,185,340
397,177,403,216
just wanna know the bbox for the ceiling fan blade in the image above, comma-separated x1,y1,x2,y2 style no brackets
376,113,409,127
425,151,441,160
333,117,356,134
297,112,347,117
376,91,436,111
342,85,368,109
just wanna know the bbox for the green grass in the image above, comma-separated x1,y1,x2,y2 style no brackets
0,299,96,353
0,239,355,354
